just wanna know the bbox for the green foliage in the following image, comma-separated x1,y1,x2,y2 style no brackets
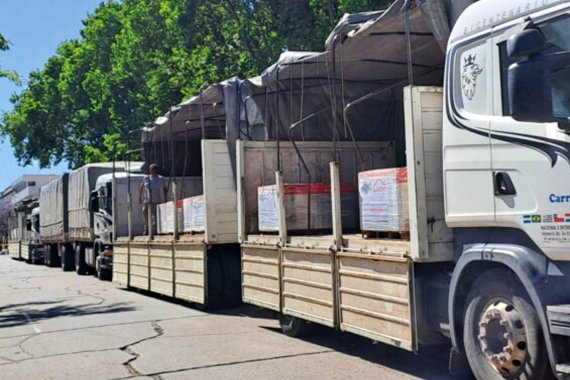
0,33,20,85
339,0,392,13
2,0,394,169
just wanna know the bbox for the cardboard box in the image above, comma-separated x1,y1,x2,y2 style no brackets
182,195,206,232
358,167,409,232
258,183,358,232
157,201,183,234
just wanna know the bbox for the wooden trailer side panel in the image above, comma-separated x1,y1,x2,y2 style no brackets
9,241,20,260
112,242,129,287
129,243,149,291
174,243,206,304
202,140,238,245
241,245,280,311
282,248,335,327
338,252,415,351
20,243,29,261
404,86,453,262
150,243,174,297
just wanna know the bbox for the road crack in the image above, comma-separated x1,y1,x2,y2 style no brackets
109,349,334,380
120,321,164,377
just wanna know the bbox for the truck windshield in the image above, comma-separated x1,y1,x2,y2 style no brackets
98,183,113,215
538,16,570,118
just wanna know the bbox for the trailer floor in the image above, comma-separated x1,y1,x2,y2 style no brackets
0,255,471,379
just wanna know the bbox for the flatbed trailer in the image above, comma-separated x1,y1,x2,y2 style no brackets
112,78,247,308
238,87,448,350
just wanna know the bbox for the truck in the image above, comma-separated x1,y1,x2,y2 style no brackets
8,204,32,262
39,163,138,273
104,0,570,377
233,0,570,379
8,175,58,262
88,169,145,280
112,79,243,309
40,174,69,267
27,207,44,264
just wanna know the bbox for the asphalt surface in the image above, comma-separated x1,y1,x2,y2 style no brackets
0,255,468,379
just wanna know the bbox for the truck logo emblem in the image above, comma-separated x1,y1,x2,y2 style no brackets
462,54,483,100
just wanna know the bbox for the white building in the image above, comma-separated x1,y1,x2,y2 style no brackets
9,175,59,207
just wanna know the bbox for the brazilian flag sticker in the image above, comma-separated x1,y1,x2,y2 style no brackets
532,215,542,223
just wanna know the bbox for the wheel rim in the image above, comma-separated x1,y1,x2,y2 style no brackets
478,300,528,376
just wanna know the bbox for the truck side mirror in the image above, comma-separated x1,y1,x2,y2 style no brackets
507,29,554,123
508,56,554,122
90,191,99,213
507,29,547,59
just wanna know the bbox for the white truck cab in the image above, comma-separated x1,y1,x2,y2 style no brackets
443,1,570,378
445,0,570,259
89,171,145,280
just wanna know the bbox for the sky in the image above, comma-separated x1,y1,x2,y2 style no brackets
0,0,103,191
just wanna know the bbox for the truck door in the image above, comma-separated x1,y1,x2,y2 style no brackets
444,37,495,226
490,13,570,259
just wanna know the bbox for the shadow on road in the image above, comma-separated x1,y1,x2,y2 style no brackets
0,300,137,328
239,307,474,380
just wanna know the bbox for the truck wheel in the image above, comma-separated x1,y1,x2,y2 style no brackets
97,267,112,281
462,269,552,379
47,245,59,268
279,315,311,338
75,244,88,275
61,245,74,271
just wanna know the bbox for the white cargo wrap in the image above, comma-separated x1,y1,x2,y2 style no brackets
157,195,207,234
40,174,68,242
182,195,206,232
152,176,203,235
358,167,409,232
258,183,358,232
157,201,181,234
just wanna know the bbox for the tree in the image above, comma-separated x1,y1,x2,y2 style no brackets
0,33,20,84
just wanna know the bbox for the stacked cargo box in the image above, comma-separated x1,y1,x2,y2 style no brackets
358,167,409,234
257,183,359,233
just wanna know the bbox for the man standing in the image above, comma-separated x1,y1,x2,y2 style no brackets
139,163,168,235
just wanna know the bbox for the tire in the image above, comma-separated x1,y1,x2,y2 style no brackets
75,244,88,275
97,267,112,281
61,244,74,271
46,245,59,268
279,315,311,338
462,269,553,380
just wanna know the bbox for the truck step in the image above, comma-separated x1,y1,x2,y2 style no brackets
547,305,570,336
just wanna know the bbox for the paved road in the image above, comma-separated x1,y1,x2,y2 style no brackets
0,255,469,379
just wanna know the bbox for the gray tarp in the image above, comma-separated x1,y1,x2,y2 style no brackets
68,162,141,242
40,174,69,242
240,0,449,152
142,0,466,174
142,78,256,178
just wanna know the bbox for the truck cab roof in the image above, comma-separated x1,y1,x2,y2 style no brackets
450,0,570,43
95,172,146,189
